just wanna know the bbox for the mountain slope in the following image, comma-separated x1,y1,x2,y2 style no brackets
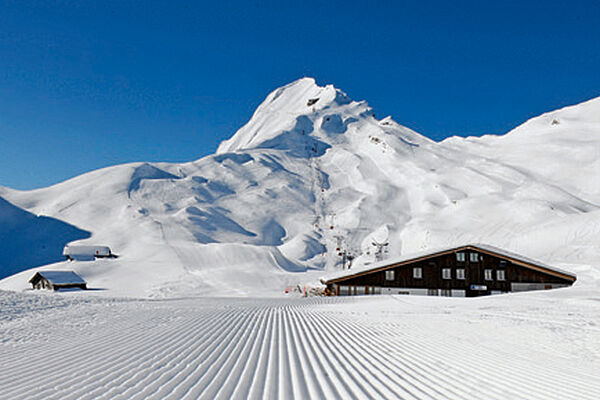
0,78,599,297
0,196,90,278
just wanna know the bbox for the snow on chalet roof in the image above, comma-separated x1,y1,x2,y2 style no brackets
321,243,576,283
31,271,86,285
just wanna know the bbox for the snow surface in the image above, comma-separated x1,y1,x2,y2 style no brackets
0,289,598,400
0,78,599,399
1,77,598,297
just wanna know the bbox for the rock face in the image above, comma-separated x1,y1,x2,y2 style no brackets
0,78,599,297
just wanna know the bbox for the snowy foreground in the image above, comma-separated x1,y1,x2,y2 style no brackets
1,289,599,400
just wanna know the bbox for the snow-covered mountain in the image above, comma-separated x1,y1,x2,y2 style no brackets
1,78,599,297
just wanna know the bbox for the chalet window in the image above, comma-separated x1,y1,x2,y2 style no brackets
385,270,395,281
470,253,479,262
499,260,507,267
497,270,506,281
441,289,452,297
456,268,465,280
413,267,422,279
442,268,452,280
456,252,466,262
427,289,439,296
484,269,493,280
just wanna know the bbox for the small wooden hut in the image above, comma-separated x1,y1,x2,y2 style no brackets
29,271,87,291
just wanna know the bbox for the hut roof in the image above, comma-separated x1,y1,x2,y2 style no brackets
30,270,86,285
63,245,111,256
321,243,577,284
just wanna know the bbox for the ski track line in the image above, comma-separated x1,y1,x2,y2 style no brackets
90,308,235,400
2,306,227,400
309,311,462,400
209,306,270,399
285,308,331,399
11,310,195,400
1,297,599,400
306,312,410,399
317,310,515,400
123,307,255,400
182,308,265,399
70,311,215,397
308,311,445,400
0,311,163,398
169,312,264,398
287,306,361,399
62,309,222,399
370,315,598,400
245,307,277,400
296,308,390,398
402,318,600,399
343,296,600,398
353,314,573,400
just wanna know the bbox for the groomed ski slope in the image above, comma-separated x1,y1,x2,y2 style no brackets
1,289,598,400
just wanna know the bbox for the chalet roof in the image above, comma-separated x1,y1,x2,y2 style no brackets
321,243,577,284
30,271,86,285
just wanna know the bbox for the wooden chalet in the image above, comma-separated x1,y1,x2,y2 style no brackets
29,271,87,291
321,244,576,297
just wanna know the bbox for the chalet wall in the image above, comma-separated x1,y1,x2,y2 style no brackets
330,249,573,297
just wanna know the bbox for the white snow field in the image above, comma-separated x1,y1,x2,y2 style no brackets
0,78,599,398
0,289,599,400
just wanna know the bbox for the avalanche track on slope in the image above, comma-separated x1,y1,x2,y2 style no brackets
0,291,598,400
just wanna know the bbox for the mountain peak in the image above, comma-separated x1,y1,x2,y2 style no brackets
216,78,356,154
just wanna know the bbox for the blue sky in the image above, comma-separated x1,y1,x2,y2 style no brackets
1,1,599,189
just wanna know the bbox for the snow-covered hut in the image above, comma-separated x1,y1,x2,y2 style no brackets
29,271,87,291
63,245,114,261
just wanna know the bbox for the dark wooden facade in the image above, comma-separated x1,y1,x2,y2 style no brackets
322,245,576,297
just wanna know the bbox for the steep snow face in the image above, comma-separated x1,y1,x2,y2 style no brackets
0,79,599,297
0,196,90,278
216,77,341,153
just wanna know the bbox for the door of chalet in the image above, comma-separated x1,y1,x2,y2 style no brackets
466,257,486,297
